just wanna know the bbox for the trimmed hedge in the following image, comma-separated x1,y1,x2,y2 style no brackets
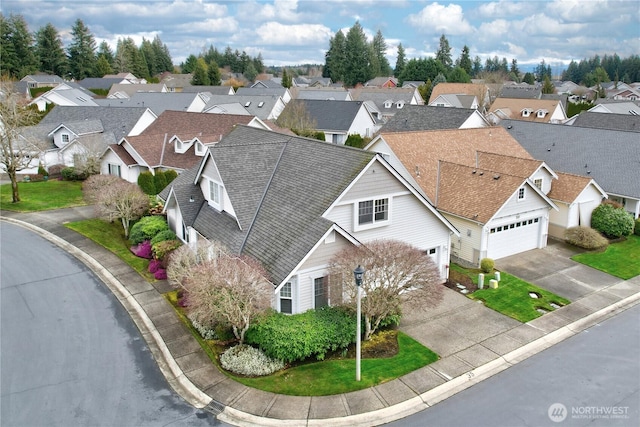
137,169,179,195
150,229,177,245
635,217,640,236
129,216,169,244
245,307,356,363
591,203,634,238
138,172,156,195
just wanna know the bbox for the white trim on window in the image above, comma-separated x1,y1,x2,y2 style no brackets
108,163,121,177
354,197,391,231
534,178,542,189
517,187,525,200
208,179,223,210
280,281,293,314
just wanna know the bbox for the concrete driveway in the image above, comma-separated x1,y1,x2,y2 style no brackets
495,239,622,301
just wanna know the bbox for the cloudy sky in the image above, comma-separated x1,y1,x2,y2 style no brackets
2,0,639,72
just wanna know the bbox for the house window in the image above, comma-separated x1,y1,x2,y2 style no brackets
522,109,531,117
314,277,328,308
108,163,121,177
61,134,70,143
358,198,389,226
396,102,404,109
384,101,392,108
518,187,525,200
537,110,547,118
182,223,189,243
534,179,542,190
209,180,221,206
280,282,292,314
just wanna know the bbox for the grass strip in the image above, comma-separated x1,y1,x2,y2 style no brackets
572,235,640,280
1,180,85,212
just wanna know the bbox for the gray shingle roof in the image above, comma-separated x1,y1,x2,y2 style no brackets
299,99,364,131
39,106,149,141
94,92,203,115
380,105,479,132
203,94,280,119
77,77,124,90
501,120,640,199
165,126,374,285
571,111,640,132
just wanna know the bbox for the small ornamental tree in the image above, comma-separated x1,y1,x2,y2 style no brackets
328,239,443,341
591,202,634,238
167,243,272,344
91,178,149,237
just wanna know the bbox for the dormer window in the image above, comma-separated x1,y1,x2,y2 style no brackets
522,109,531,117
61,134,70,143
195,141,206,156
534,178,542,190
384,101,392,108
536,109,547,118
208,179,223,209
396,101,404,109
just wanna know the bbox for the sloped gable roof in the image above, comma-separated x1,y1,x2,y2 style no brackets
501,120,640,199
169,126,375,285
380,105,485,132
436,161,530,223
571,111,640,132
548,172,605,203
106,143,138,166
489,98,562,122
475,151,556,179
299,99,366,131
429,83,489,105
141,110,255,140
49,119,104,137
378,127,532,201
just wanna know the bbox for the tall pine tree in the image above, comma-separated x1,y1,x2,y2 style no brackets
67,19,97,80
371,30,391,77
435,34,452,70
344,21,371,87
394,43,406,78
35,23,67,77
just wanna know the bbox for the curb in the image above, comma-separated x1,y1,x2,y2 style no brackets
0,217,212,409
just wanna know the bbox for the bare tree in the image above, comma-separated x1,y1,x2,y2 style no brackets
167,243,273,344
275,99,317,134
0,79,46,202
328,239,443,340
82,173,122,204
72,135,108,177
87,176,148,237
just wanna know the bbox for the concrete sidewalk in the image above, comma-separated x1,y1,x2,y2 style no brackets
2,207,639,427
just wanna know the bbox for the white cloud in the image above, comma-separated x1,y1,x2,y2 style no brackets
477,1,536,18
174,17,239,35
237,0,305,23
406,2,474,35
255,22,333,46
519,13,587,36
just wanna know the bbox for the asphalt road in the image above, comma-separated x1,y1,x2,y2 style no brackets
0,221,224,427
385,302,640,427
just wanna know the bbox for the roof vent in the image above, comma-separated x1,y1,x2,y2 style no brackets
472,169,477,174
493,174,500,180
479,171,484,176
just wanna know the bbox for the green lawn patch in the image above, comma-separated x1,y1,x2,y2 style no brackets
164,290,438,396
65,218,155,282
571,235,640,280
468,272,570,322
1,180,85,212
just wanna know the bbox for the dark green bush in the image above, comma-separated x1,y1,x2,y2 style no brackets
245,307,356,363
153,172,168,194
61,167,86,181
150,229,177,245
480,258,494,273
164,169,178,185
564,226,609,250
591,203,634,238
138,171,156,195
38,164,48,176
635,217,640,236
129,216,169,244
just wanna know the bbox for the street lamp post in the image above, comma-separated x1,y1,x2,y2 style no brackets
353,265,365,382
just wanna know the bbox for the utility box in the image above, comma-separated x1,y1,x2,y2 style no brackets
478,273,484,289
489,279,499,289
495,271,501,282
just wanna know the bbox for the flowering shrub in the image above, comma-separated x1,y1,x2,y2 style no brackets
148,259,163,273
131,240,153,259
154,268,167,280
220,344,285,376
187,315,218,340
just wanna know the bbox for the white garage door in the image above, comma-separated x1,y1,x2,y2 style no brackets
487,217,540,260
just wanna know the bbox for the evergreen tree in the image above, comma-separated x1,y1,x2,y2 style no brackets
151,35,173,72
432,72,447,87
542,75,555,94
35,23,67,77
472,55,483,77
371,29,391,76
253,52,264,75
535,59,552,82
523,72,535,85
394,43,406,78
343,21,371,87
115,37,147,78
181,54,198,74
457,45,472,75
323,30,346,83
435,34,452,70
510,59,520,77
97,41,115,71
95,55,113,77
281,67,292,88
207,59,221,85
2,14,37,78
67,19,97,80
191,57,210,85
140,37,157,77
244,61,258,82
447,66,471,83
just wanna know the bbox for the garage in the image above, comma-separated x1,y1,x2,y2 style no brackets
487,217,540,259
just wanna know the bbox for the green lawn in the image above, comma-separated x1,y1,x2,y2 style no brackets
1,180,85,212
65,218,155,282
571,235,640,280
164,291,438,396
459,269,571,323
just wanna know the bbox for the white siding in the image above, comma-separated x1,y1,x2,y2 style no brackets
347,105,377,138
494,187,548,218
549,202,570,239
446,215,484,265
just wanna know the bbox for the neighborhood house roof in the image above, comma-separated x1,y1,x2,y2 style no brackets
163,126,375,285
548,172,603,203
501,120,640,199
571,111,640,132
299,99,365,131
380,105,484,132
